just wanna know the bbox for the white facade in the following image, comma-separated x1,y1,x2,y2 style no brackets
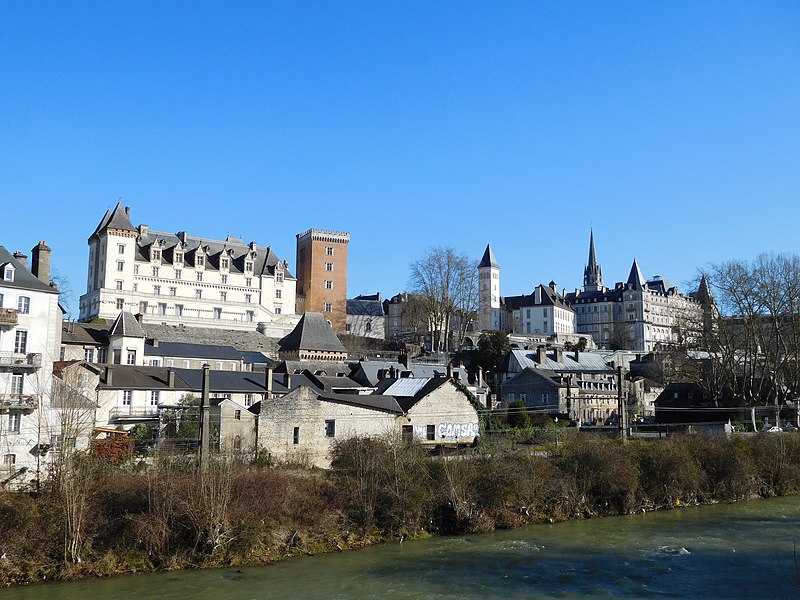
79,203,299,335
0,249,61,489
478,245,503,332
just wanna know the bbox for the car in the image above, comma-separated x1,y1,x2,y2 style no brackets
764,425,783,433
782,422,798,431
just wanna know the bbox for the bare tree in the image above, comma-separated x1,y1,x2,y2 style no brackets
409,247,478,352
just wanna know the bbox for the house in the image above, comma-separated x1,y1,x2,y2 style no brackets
346,293,386,339
259,376,480,468
0,243,61,489
78,203,299,335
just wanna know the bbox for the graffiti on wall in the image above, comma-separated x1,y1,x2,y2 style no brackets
437,422,479,440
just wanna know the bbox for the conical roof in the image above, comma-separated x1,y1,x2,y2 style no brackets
278,312,347,353
626,259,646,291
479,244,499,268
90,202,136,240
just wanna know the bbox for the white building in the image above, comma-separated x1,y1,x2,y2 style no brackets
0,244,61,489
79,203,299,336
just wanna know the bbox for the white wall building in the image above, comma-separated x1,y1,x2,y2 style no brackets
79,203,299,336
0,244,61,489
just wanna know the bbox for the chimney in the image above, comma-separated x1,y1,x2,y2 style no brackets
447,364,454,379
265,366,274,398
105,366,113,386
31,241,51,284
478,366,484,389
555,348,563,362
167,368,175,387
537,345,547,364
574,350,580,362
535,285,542,304
399,351,409,369
284,373,292,388
12,251,27,266
138,224,149,236
388,365,396,378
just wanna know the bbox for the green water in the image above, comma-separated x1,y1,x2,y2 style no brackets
2,497,800,599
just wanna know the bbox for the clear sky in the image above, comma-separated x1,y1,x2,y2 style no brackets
2,2,799,317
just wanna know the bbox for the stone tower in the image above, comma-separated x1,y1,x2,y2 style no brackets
478,244,502,332
583,230,604,293
295,229,350,332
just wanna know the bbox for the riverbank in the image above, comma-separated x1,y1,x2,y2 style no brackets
2,432,799,587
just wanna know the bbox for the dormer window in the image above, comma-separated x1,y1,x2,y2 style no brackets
196,255,205,268
3,265,14,282
220,258,230,270
174,252,183,265
151,249,161,262
244,260,253,273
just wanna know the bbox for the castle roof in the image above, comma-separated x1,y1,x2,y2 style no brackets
479,244,499,268
278,312,347,354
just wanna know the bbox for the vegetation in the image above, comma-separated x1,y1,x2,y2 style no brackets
2,432,800,587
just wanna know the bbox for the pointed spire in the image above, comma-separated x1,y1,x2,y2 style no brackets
583,230,603,292
479,244,499,268
696,274,713,302
107,311,146,338
626,259,646,291
90,202,136,240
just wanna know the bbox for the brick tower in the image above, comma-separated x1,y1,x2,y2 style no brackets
295,229,350,332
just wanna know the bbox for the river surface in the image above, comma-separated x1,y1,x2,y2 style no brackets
2,496,800,599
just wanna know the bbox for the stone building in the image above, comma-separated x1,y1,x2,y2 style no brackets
295,228,350,332
277,312,348,363
345,293,386,339
78,203,298,336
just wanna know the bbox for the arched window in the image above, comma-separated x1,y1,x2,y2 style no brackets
233,435,241,452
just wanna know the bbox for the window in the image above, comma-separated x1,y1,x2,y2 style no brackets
275,289,281,298
175,270,182,280
275,272,283,283
221,258,229,270
196,272,203,282
157,303,166,315
127,350,136,365
346,324,351,332
118,243,125,254
169,287,176,296
325,419,336,437
149,391,159,410
11,374,23,396
14,330,27,354
0,292,3,307
245,261,253,272
324,303,332,312
234,410,241,421
3,454,15,467
175,304,183,316
325,262,333,272
402,425,413,441
220,292,227,302
153,285,161,295
174,252,183,264
426,424,436,441
152,267,159,277
221,275,228,285
8,414,20,434
134,264,139,275
325,280,333,289
196,255,205,267
213,307,222,320
122,390,132,406
115,280,123,290
3,266,13,282
293,426,300,445
216,361,222,370
195,289,202,299
233,436,242,452
17,296,30,314
275,307,281,314
84,348,95,362
245,294,252,304
117,260,124,272
326,246,334,256
246,310,254,322
99,348,107,363
244,393,253,407
246,278,252,287
139,301,148,314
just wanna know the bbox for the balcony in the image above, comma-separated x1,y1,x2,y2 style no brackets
0,394,37,409
0,308,18,326
0,352,42,370
109,408,160,421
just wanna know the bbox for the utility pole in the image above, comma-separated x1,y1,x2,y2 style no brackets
617,365,628,444
199,363,210,471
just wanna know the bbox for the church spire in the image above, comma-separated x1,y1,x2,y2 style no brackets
583,230,603,292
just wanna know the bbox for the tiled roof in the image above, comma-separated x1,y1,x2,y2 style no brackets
108,311,146,338
346,298,385,317
278,312,347,354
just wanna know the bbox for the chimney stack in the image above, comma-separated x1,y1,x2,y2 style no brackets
265,366,274,398
537,345,547,365
105,366,113,386
167,368,175,387
555,348,563,362
12,251,27,266
447,363,454,379
284,373,292,388
574,349,580,362
31,241,51,284
399,350,409,369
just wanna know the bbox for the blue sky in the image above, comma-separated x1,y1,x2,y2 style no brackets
2,2,799,316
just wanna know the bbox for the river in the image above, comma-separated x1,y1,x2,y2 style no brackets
2,496,799,599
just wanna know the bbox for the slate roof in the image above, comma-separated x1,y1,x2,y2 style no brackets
90,202,137,239
144,341,249,361
316,392,403,414
374,376,452,412
479,244,499,268
349,360,461,386
504,284,572,312
61,321,109,345
346,298,385,317
277,360,352,376
509,348,613,372
626,259,646,291
141,323,280,355
0,246,59,294
278,312,347,354
108,311,146,338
